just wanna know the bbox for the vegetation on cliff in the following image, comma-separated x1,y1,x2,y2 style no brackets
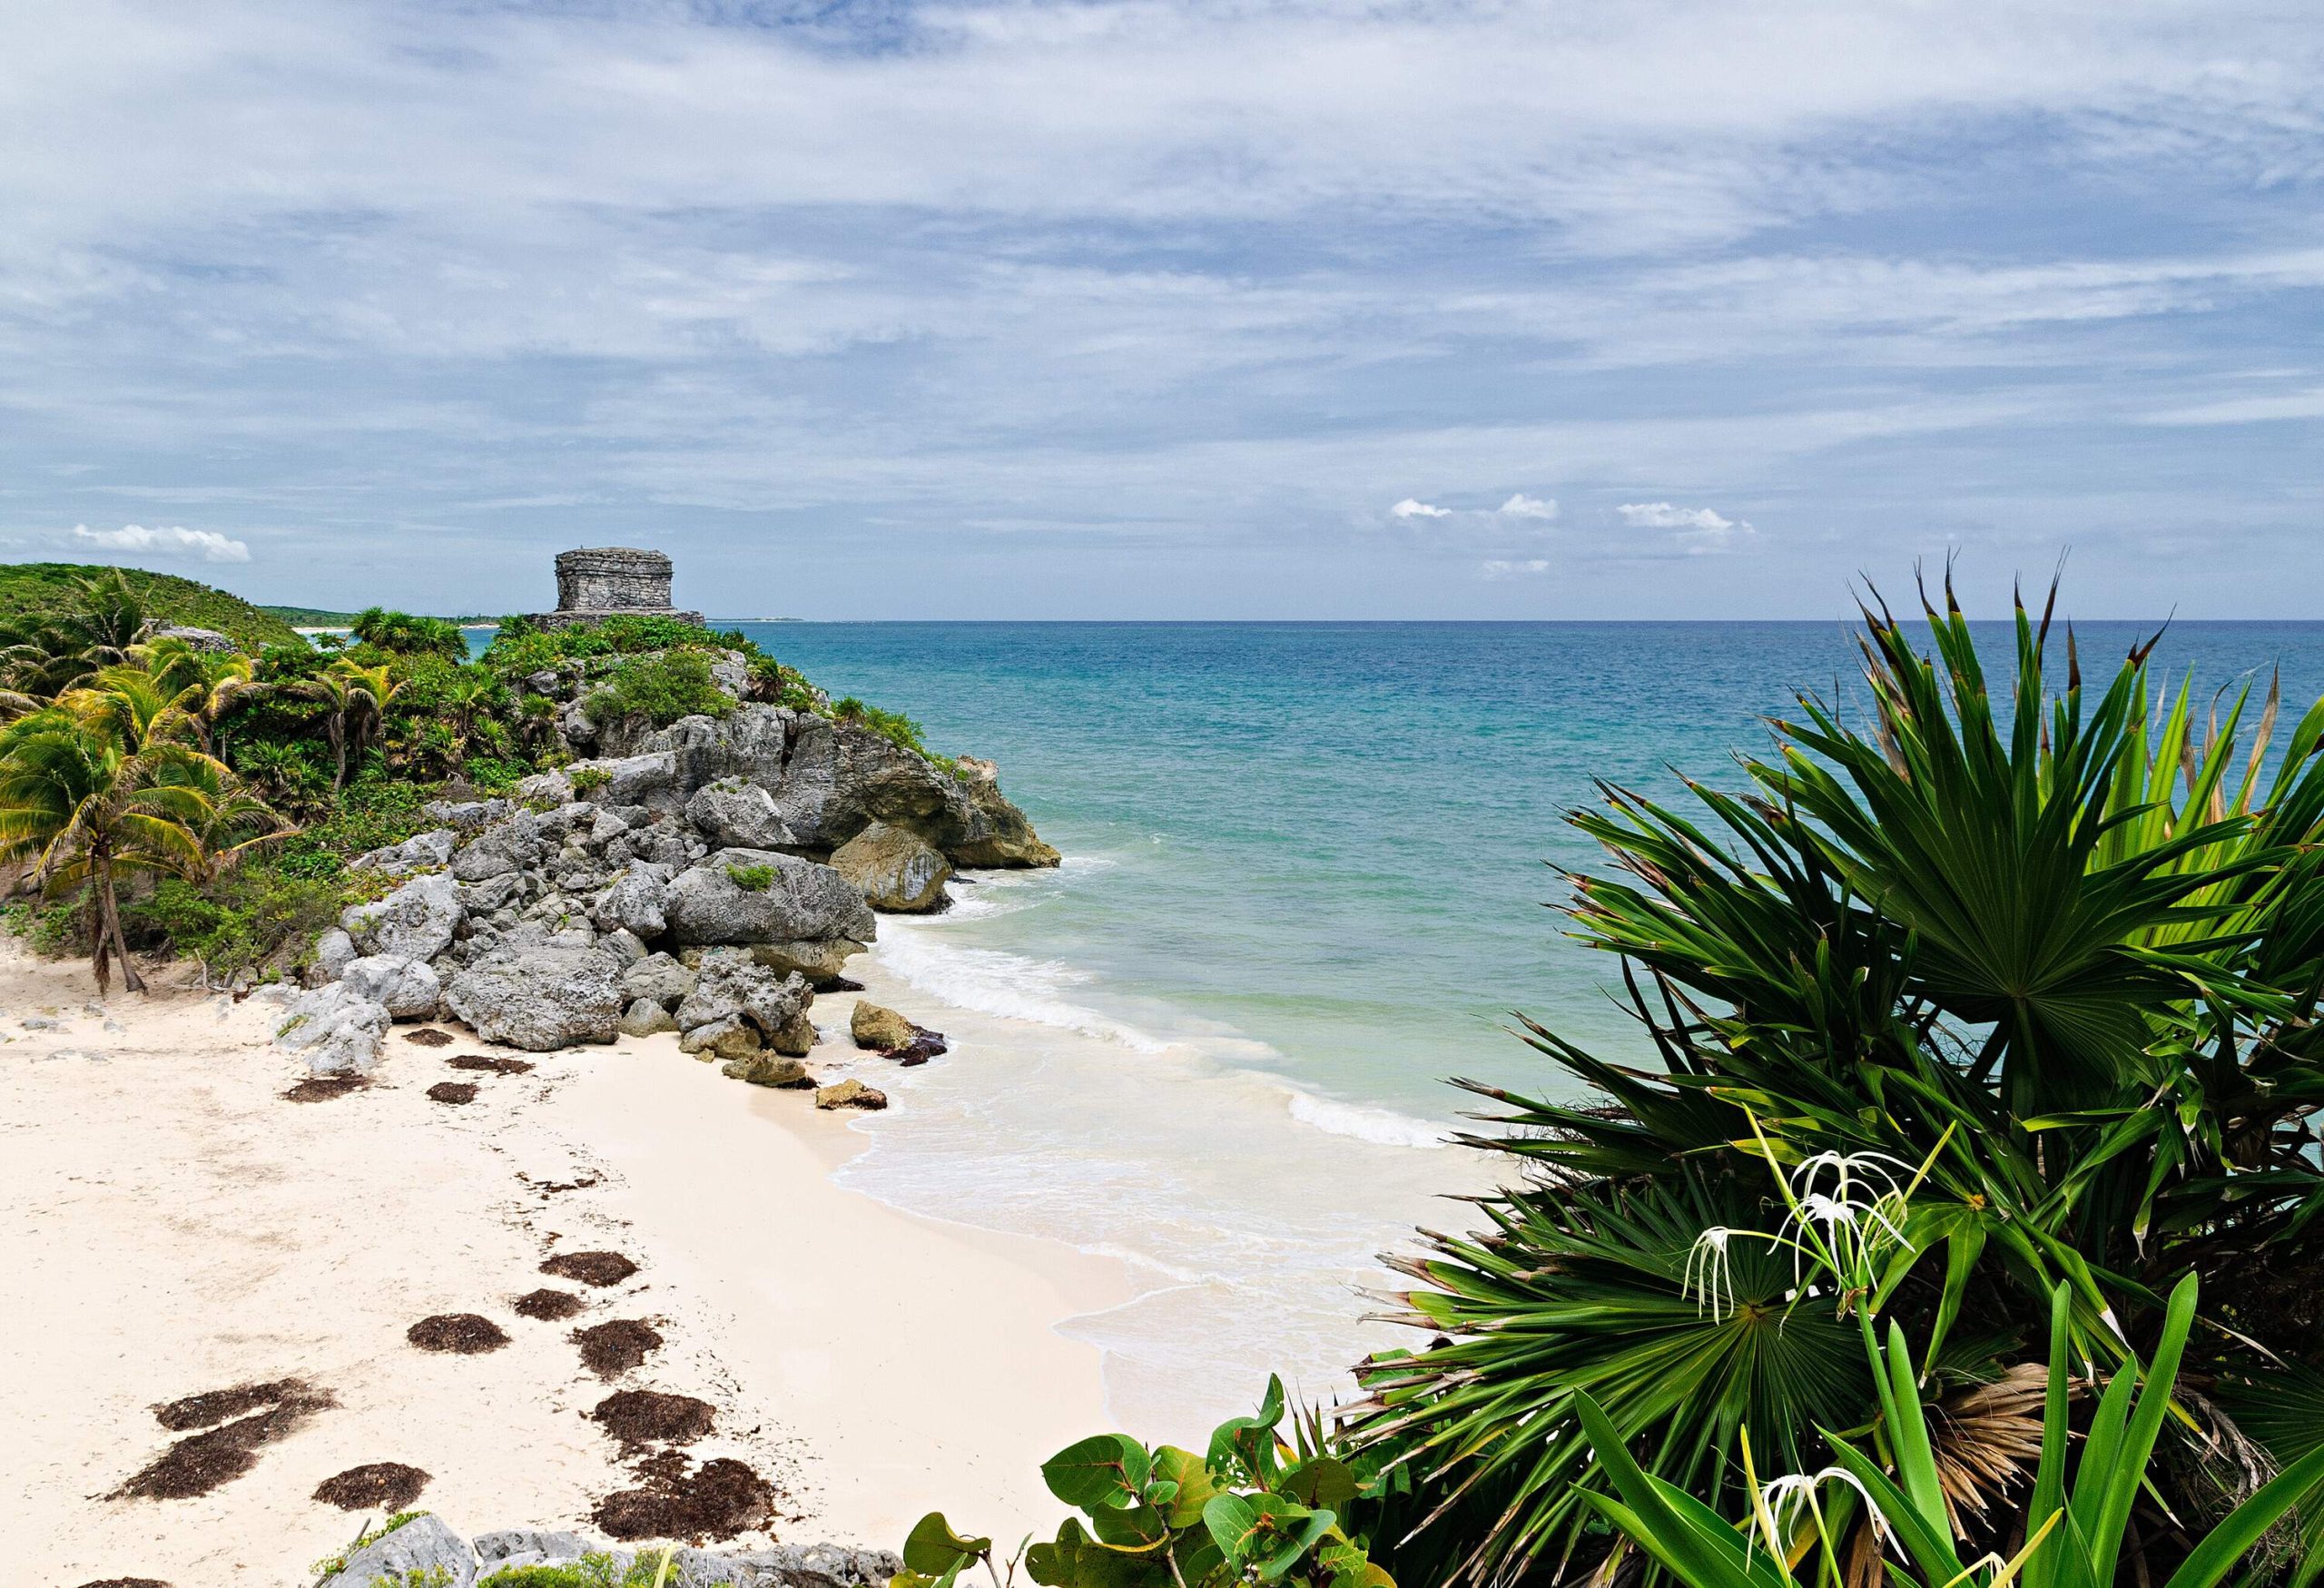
0,562,301,649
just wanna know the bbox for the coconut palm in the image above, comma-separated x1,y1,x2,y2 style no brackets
134,636,265,755
1357,578,2324,1588
0,670,283,995
296,658,401,788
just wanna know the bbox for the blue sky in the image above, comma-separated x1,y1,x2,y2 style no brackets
2,0,2320,619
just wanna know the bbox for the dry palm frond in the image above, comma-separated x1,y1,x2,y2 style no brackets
1928,1363,2047,1534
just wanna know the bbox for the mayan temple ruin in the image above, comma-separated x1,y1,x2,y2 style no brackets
531,546,703,629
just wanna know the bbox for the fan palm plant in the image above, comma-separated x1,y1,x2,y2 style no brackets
0,668,286,994
1358,577,2324,1587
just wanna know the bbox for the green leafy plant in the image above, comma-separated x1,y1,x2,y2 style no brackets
727,861,775,891
583,650,734,727
900,1381,1395,1588
569,764,612,795
477,1546,678,1587
350,607,468,660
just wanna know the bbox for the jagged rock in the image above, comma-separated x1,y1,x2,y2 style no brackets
146,622,238,653
446,945,625,1050
710,649,752,697
560,697,597,751
744,938,869,984
630,704,793,791
950,767,1063,868
620,952,695,1009
675,947,813,1038
830,822,952,912
426,794,513,832
468,1530,901,1588
687,777,797,850
311,927,358,983
274,982,392,1074
851,1001,917,1052
679,1012,762,1059
772,1008,818,1057
601,926,647,964
453,813,550,882
341,872,463,962
318,1512,477,1588
456,873,526,918
815,1078,888,1110
350,827,457,878
340,953,442,1020
619,997,678,1037
663,849,875,949
598,863,672,940
723,1052,810,1087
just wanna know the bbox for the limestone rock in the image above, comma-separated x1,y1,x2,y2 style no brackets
456,872,527,917
597,862,672,940
830,822,952,912
350,827,457,878
674,947,813,1038
771,1008,818,1057
341,872,462,962
619,997,678,1037
663,849,875,948
601,926,647,964
446,945,625,1050
425,794,513,832
815,1078,888,1111
635,704,793,792
687,777,797,850
274,982,391,1074
311,927,358,983
745,938,869,984
851,1001,917,1052
318,1512,477,1588
620,952,695,1009
950,769,1063,869
679,1013,762,1060
452,813,550,882
722,1052,810,1087
146,622,239,653
339,953,441,1021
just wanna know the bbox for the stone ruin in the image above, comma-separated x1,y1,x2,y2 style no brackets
531,547,703,630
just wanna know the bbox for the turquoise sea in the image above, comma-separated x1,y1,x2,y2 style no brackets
715,619,2324,1425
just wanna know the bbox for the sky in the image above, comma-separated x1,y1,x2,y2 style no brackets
2,0,2320,620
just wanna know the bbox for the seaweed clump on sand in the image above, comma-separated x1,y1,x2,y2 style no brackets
313,1461,431,1511
594,1452,775,1543
541,1250,637,1287
406,1313,511,1354
515,1287,587,1321
113,1378,337,1500
575,1319,664,1379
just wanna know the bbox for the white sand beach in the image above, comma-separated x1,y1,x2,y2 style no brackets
0,941,1129,1586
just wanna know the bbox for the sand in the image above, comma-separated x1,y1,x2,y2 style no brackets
0,942,1128,1586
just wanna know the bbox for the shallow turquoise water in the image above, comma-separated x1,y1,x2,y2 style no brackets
741,619,2324,1130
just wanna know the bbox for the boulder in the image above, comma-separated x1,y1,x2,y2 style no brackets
620,952,695,1009
771,1008,818,1057
425,794,513,832
679,1013,762,1060
687,777,797,850
318,1512,476,1588
350,827,457,878
597,863,672,941
146,622,239,653
339,953,441,1021
722,1052,811,1087
601,926,647,964
950,768,1063,868
744,938,869,984
815,1078,888,1111
674,947,813,1038
273,982,391,1074
619,997,678,1037
310,927,358,983
851,1001,918,1052
445,945,625,1050
457,872,527,918
452,813,550,882
633,704,794,791
340,872,462,963
830,822,952,912
663,849,875,949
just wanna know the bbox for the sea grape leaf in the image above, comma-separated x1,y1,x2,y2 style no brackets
1251,1509,1336,1581
1203,1495,1263,1568
904,1514,990,1575
1206,1379,1288,1484
1045,1435,1154,1511
1090,1503,1173,1553
1283,1457,1357,1511
1028,1519,1088,1586
1151,1445,1218,1529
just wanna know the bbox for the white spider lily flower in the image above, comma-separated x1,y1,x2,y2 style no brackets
1758,1465,1897,1550
1682,1227,1738,1317
1779,1150,1916,1288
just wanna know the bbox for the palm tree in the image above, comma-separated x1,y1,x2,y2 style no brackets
297,658,401,788
0,670,283,995
0,569,153,698
134,636,265,755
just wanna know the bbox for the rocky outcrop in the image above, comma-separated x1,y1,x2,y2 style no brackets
350,827,457,878
318,1512,477,1588
663,850,875,951
850,1001,917,1052
274,981,392,1074
619,997,678,1037
620,951,695,1009
340,953,441,1020
688,778,796,851
670,947,814,1061
815,1078,887,1110
830,822,952,912
343,872,462,962
446,945,625,1050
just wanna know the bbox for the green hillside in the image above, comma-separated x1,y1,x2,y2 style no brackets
260,604,501,627
0,563,301,649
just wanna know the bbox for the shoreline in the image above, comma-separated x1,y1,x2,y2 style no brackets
0,942,1128,1584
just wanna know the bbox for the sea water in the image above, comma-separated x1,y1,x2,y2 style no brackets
720,619,2324,1432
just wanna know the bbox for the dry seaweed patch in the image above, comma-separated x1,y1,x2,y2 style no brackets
595,1451,775,1543
514,1287,587,1321
312,1461,430,1512
575,1318,664,1379
590,1388,714,1449
426,1080,479,1105
541,1250,637,1287
449,1052,536,1075
281,1074,368,1103
113,1379,336,1500
76,1578,172,1587
401,1028,454,1047
405,1313,510,1354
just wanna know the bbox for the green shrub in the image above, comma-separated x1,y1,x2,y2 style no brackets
121,870,344,980
726,862,774,891
582,650,734,728
569,765,612,795
478,1551,675,1586
0,893,87,957
350,607,468,659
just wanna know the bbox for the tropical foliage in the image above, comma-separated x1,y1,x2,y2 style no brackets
1348,577,2324,1587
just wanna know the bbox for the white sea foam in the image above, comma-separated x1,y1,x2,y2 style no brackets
1270,1080,1452,1149
874,925,1171,1052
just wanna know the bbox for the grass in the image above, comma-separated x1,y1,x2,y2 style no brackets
726,862,775,891
478,1547,678,1586
0,561,302,648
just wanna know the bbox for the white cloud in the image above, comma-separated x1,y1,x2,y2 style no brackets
1497,494,1559,519
1482,558,1552,578
1618,502,1735,531
1391,498,1452,519
72,523,251,563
